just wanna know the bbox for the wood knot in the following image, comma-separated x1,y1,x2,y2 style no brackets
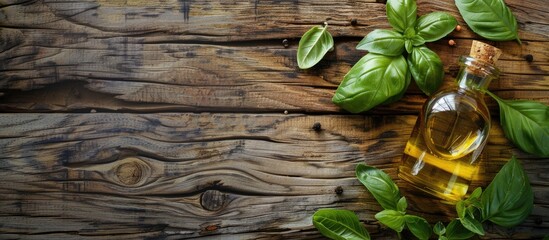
200,190,227,211
116,162,143,186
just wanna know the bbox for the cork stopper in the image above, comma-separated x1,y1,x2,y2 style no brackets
469,40,502,65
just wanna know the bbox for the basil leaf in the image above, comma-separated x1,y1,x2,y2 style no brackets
411,35,425,46
297,25,334,69
456,200,466,221
439,236,449,240
488,92,549,157
407,46,444,95
356,29,405,56
397,196,407,213
469,187,482,200
459,212,484,235
455,0,521,43
445,219,476,240
356,164,401,210
480,156,533,227
375,210,405,232
433,221,446,236
415,12,458,42
404,215,432,240
332,53,408,113
405,40,413,54
382,66,411,105
386,0,417,33
313,209,371,240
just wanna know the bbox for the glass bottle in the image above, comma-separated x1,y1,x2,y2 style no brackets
398,41,501,203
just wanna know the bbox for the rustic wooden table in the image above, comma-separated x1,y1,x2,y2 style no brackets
1,0,548,239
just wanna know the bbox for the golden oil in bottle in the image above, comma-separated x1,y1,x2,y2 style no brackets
399,41,501,203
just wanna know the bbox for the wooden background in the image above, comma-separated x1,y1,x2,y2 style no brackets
0,0,548,239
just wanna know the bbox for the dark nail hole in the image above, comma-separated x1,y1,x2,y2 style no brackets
312,122,322,132
351,19,358,26
335,186,343,195
282,39,289,48
525,54,534,62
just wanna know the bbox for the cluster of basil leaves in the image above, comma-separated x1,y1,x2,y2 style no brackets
313,157,533,240
334,0,457,113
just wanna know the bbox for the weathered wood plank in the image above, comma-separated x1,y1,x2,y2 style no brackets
0,39,547,113
1,0,547,42
1,0,548,113
1,113,548,239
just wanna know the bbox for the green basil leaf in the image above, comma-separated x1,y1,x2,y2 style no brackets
313,209,371,240
459,212,484,235
411,35,425,46
356,29,405,56
386,0,417,33
433,221,446,236
415,12,458,42
397,196,407,213
333,53,408,113
297,25,334,69
382,63,411,105
455,0,521,43
356,164,401,210
469,187,482,200
404,215,432,240
375,210,405,232
439,236,449,240
480,156,533,227
445,219,476,240
407,46,444,95
405,40,413,54
488,92,549,157
456,200,466,220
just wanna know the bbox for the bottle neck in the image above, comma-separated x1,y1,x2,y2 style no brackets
455,56,499,93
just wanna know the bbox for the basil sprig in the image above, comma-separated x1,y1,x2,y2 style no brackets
297,23,334,69
312,157,533,239
335,0,456,113
455,0,521,43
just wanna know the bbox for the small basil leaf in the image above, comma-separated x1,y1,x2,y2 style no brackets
332,53,408,113
455,0,521,43
415,12,458,42
456,200,466,220
375,210,405,232
433,221,446,236
445,219,476,240
356,29,405,56
459,212,484,235
297,25,334,69
480,156,533,227
397,196,407,213
404,215,432,240
407,46,444,95
405,40,413,53
439,236,449,240
386,0,417,33
411,35,425,46
356,164,401,210
313,209,371,240
487,92,549,157
469,187,482,200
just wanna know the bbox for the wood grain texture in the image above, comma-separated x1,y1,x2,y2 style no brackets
1,113,548,239
0,0,548,113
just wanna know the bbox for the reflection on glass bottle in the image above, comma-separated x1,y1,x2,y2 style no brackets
399,41,501,203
